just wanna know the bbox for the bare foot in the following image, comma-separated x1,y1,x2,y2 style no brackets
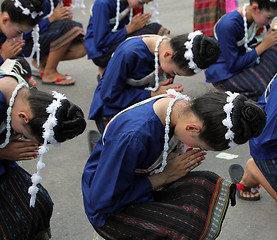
42,72,76,85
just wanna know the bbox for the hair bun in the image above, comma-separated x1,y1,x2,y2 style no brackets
241,100,266,138
192,35,221,69
54,101,86,142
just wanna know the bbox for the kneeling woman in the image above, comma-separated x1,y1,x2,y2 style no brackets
82,90,266,239
0,59,86,239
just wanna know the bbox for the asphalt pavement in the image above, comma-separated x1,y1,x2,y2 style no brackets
22,0,277,239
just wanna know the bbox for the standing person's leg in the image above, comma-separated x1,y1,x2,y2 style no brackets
245,158,277,201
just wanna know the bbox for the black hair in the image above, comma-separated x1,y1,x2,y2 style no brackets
27,89,86,143
10,56,32,82
1,0,45,27
250,0,277,10
190,91,266,151
170,33,221,74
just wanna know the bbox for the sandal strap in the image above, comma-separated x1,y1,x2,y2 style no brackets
236,183,260,193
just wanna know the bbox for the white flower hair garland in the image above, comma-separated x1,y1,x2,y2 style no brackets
28,91,67,207
0,83,28,149
222,91,239,148
145,36,170,91
184,30,203,74
28,24,40,67
151,89,191,174
11,0,43,19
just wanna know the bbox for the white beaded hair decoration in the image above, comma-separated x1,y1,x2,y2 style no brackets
11,0,43,67
151,89,191,175
28,24,40,67
184,30,203,74
222,91,239,148
145,35,170,92
28,91,67,207
11,0,43,19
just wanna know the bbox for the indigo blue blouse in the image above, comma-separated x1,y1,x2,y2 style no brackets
83,98,165,227
85,0,130,60
205,10,260,83
88,37,153,120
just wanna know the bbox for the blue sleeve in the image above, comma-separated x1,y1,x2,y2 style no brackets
215,21,258,73
0,55,4,66
88,1,127,49
250,77,277,160
37,18,51,33
82,133,154,226
99,49,151,109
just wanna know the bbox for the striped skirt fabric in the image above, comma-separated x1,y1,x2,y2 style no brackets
255,158,277,193
0,166,53,240
193,0,226,37
23,19,84,57
213,46,277,102
95,171,236,240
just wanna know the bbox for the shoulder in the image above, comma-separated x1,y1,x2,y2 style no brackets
94,0,115,8
0,76,19,97
216,10,242,30
112,37,148,60
104,101,162,144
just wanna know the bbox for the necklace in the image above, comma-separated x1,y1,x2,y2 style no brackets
0,83,26,149
242,3,257,52
145,36,170,91
151,89,190,174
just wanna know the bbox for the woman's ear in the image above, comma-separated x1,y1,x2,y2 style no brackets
251,3,260,13
185,123,201,134
163,49,174,60
1,13,10,25
18,112,31,124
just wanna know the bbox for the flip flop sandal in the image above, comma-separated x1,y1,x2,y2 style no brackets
41,77,75,86
236,183,261,201
229,164,244,184
229,164,261,201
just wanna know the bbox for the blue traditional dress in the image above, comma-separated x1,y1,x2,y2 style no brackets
23,0,84,58
205,9,277,101
88,36,156,132
85,0,168,68
83,97,236,239
0,34,7,66
249,74,277,192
